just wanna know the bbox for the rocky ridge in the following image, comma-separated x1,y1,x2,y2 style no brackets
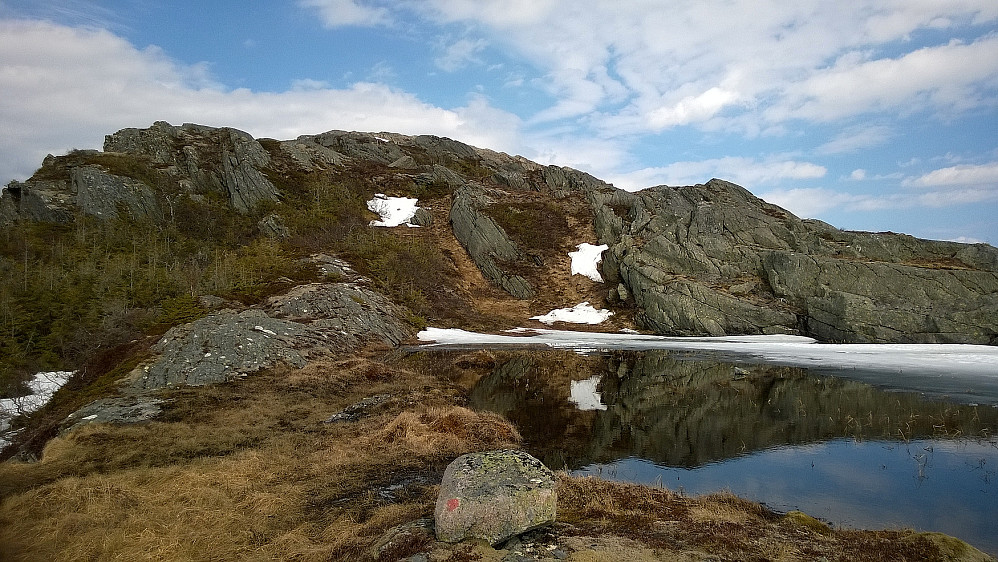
3,121,997,346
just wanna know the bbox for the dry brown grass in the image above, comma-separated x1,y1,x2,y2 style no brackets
1,347,992,562
0,348,520,561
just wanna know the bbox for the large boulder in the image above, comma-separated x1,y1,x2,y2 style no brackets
435,449,556,545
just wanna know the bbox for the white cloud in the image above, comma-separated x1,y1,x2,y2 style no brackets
946,236,986,244
912,187,998,207
298,0,391,28
906,162,998,187
0,19,521,183
757,187,895,217
608,157,827,191
435,38,488,72
526,134,631,177
645,87,743,130
290,78,331,91
771,36,998,122
414,0,998,134
902,162,998,207
817,126,892,155
760,173,998,219
849,169,867,181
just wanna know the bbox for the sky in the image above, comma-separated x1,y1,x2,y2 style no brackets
1,1,996,244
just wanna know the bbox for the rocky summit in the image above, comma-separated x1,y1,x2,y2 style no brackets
3,121,996,345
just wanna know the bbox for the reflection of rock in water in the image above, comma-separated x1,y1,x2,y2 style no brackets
468,350,998,470
468,356,535,416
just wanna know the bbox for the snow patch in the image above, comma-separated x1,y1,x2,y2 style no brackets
1,371,75,450
570,376,608,411
531,302,613,325
367,193,420,227
569,243,608,282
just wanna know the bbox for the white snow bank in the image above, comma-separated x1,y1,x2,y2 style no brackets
531,302,613,325
367,194,420,227
570,376,608,411
569,243,608,282
1,371,74,449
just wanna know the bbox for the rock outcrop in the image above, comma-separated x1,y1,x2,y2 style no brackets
104,121,280,213
450,185,535,299
72,165,162,220
130,282,414,390
435,449,556,545
602,179,998,343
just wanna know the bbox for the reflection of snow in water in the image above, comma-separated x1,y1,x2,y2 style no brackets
1,371,74,449
569,375,607,411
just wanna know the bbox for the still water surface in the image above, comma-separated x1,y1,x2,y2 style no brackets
406,346,998,554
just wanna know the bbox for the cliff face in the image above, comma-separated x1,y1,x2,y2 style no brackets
3,121,997,344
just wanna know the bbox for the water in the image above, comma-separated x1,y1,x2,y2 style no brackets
404,346,998,554
576,439,997,550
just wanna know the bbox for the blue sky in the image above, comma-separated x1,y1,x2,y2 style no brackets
1,1,996,244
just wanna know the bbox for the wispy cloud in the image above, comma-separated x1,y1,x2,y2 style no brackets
415,0,998,135
817,125,892,155
770,36,998,122
435,37,488,72
298,0,391,28
608,156,827,191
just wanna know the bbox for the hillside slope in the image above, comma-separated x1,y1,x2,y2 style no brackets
3,122,996,351
1,122,996,560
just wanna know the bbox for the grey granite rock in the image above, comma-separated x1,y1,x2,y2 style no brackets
435,450,556,545
605,178,998,343
72,165,161,220
130,282,415,390
104,121,279,213
450,184,534,299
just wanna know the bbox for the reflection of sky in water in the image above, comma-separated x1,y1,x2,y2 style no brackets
574,438,998,554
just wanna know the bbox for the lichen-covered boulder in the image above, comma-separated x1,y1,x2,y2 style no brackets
435,449,556,545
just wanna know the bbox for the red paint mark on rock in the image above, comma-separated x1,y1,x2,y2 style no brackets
447,498,460,511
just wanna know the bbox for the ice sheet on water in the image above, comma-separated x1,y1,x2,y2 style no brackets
417,327,998,404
